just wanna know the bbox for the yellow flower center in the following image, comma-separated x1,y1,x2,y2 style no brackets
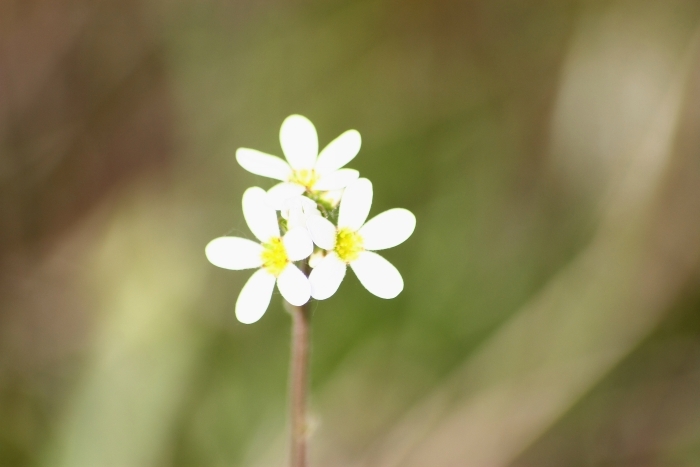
290,169,319,190
260,237,289,276
335,228,364,263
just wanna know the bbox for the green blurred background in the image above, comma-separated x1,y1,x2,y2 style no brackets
2,0,700,466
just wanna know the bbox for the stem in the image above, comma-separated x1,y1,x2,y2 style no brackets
287,295,311,467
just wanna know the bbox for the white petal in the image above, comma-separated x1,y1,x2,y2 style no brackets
306,215,337,250
312,169,360,191
350,251,403,299
205,237,263,270
315,129,362,175
285,206,305,230
283,228,313,261
277,264,311,306
358,208,416,251
338,178,373,230
236,148,292,181
281,196,321,230
280,195,315,214
280,115,318,170
309,252,346,300
243,187,280,242
298,196,318,212
306,208,322,219
236,268,276,324
267,182,306,210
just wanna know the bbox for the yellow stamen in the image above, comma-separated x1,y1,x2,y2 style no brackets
261,237,288,276
291,169,319,190
335,228,364,262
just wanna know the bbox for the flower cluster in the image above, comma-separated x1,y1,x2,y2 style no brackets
206,115,416,324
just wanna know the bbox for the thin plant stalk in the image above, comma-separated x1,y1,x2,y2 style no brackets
286,261,312,467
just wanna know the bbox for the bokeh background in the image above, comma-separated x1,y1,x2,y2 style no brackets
2,0,700,466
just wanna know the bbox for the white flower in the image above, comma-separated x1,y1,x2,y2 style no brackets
205,187,313,324
235,115,361,208
306,178,416,300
